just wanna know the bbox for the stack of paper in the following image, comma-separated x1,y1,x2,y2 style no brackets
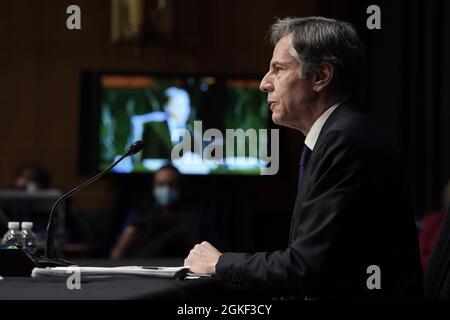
31,266,189,280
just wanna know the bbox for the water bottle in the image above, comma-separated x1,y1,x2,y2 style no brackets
20,222,38,255
1,222,22,249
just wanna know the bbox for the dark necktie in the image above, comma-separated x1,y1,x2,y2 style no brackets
298,144,312,185
289,144,313,245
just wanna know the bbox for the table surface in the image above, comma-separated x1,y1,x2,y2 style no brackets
0,258,228,300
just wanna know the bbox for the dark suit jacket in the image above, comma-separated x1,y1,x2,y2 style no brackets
142,121,173,159
216,102,424,299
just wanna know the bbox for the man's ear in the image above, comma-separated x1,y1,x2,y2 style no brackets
312,62,334,93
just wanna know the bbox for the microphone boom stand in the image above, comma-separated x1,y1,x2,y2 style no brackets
38,141,144,267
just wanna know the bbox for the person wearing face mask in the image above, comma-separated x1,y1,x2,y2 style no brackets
153,184,180,209
110,165,206,259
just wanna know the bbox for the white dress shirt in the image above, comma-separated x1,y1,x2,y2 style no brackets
304,102,341,151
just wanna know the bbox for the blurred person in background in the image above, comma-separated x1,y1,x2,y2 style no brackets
111,165,216,259
12,163,50,191
0,163,52,243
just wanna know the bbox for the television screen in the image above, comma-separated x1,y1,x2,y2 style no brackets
91,73,270,175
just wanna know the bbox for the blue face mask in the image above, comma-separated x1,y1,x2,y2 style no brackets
153,186,179,206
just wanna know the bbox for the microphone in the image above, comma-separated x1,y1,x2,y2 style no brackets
126,140,145,156
39,140,144,267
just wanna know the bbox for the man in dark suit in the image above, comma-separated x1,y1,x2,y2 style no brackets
184,17,423,299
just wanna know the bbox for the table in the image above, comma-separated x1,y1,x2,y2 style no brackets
0,258,231,300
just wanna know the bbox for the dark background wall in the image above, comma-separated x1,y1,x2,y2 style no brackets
0,0,448,254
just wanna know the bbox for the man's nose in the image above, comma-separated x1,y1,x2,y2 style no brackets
259,73,273,92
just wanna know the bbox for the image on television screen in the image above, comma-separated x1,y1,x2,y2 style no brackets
98,74,269,175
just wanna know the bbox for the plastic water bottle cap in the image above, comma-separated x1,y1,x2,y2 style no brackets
21,222,34,230
7,222,20,230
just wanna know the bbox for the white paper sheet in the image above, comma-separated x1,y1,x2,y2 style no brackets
31,265,189,279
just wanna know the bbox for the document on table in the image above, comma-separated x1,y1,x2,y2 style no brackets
31,266,190,280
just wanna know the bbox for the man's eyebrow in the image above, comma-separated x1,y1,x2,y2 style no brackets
270,61,288,68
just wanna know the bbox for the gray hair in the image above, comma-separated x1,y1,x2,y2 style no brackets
270,17,365,96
